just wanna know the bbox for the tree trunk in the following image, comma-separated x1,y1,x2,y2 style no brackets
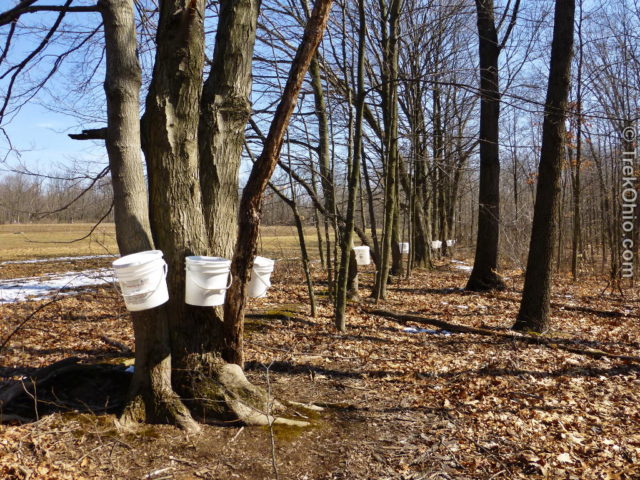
199,0,259,258
309,53,336,294
466,0,506,291
514,0,575,333
98,0,198,432
223,0,334,367
374,0,402,300
335,0,365,331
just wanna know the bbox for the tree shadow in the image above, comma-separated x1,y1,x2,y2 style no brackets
245,360,398,381
0,359,130,424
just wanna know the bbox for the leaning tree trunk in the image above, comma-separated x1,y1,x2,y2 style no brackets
98,0,198,431
514,0,575,333
466,0,506,291
224,0,334,367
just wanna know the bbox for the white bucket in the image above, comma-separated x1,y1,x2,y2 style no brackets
248,256,275,298
399,242,410,254
431,240,442,250
446,239,456,247
353,246,370,266
112,250,169,311
185,256,232,307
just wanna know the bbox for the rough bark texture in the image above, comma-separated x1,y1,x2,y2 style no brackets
141,0,222,367
223,0,334,366
514,0,575,333
466,0,505,292
199,0,259,258
98,0,198,432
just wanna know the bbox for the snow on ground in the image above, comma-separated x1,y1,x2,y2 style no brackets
0,268,114,304
450,259,473,272
0,254,116,265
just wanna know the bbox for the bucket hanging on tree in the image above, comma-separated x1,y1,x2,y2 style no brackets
248,256,275,298
185,256,232,307
112,250,169,311
353,245,371,266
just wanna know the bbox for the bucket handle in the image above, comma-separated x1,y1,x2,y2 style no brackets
189,271,233,293
115,261,168,301
252,270,272,289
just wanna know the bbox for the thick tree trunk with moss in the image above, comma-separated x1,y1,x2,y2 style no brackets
514,0,575,333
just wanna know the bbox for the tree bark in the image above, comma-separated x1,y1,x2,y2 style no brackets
466,0,506,291
373,0,402,300
514,0,575,333
335,0,365,331
98,0,198,432
199,0,259,258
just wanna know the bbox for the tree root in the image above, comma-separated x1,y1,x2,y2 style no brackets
0,356,315,430
118,391,201,433
176,355,310,427
465,270,506,292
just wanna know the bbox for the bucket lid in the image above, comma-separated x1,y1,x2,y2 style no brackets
186,255,231,266
353,245,369,251
253,256,275,267
113,250,163,268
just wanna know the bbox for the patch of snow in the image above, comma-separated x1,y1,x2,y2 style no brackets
449,259,473,271
0,268,114,304
455,265,473,272
0,254,116,265
403,327,452,336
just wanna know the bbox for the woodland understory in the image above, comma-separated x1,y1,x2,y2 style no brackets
0,255,638,480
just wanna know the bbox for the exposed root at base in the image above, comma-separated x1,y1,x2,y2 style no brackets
177,355,311,427
118,392,201,433
465,270,506,292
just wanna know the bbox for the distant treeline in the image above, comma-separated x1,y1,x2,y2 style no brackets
0,172,113,224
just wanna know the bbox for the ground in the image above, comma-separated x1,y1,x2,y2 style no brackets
0,228,639,479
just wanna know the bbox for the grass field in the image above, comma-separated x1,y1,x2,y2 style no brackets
0,223,323,262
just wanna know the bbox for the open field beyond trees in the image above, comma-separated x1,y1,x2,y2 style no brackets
1,225,639,479
0,224,328,262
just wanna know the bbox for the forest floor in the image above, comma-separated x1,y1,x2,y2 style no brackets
0,252,639,479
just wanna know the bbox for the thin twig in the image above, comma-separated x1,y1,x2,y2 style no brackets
265,362,280,480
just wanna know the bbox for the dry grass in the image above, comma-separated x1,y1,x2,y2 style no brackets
0,223,324,262
0,224,118,261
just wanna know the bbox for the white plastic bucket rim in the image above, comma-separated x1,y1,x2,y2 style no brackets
253,256,275,269
113,250,163,268
113,250,169,311
248,256,274,298
185,256,232,307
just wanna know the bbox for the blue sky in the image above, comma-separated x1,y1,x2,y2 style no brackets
3,102,105,175
0,3,106,177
